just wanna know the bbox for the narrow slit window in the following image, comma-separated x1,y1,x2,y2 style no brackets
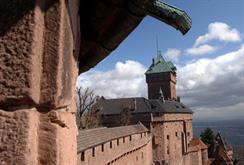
92,148,95,157
81,152,85,161
101,144,104,152
110,141,112,148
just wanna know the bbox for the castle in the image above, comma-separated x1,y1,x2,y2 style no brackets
0,1,196,164
77,54,208,165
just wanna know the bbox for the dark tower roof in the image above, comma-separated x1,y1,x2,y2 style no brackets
96,97,193,115
145,54,176,74
215,132,233,152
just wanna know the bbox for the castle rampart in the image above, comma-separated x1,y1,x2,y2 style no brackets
77,124,153,165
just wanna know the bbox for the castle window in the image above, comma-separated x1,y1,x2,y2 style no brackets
92,148,95,157
123,137,125,143
141,133,143,138
101,144,104,152
167,135,170,140
155,112,160,116
129,135,132,141
175,132,178,137
117,139,119,146
110,141,113,148
167,146,170,154
187,132,190,136
81,152,85,161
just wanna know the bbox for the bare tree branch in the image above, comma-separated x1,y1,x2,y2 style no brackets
76,87,101,129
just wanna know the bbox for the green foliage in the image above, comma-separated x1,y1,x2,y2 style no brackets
200,127,215,145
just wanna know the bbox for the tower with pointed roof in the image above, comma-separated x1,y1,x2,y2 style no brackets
145,52,177,100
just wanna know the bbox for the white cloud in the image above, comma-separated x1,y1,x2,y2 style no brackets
195,22,241,46
77,60,147,98
77,45,244,120
165,49,181,61
186,44,217,56
178,45,244,109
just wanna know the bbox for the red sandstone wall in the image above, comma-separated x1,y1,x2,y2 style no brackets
151,113,193,165
77,133,152,165
146,72,176,100
0,0,79,164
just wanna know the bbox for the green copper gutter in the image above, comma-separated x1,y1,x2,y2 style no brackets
146,0,192,35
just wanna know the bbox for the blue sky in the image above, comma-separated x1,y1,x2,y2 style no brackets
94,0,244,70
78,0,244,121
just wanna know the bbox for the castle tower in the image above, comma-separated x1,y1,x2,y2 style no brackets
145,53,177,100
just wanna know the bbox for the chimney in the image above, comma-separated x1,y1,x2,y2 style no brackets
177,96,181,102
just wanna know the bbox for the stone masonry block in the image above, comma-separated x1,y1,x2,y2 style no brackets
0,0,78,109
0,109,39,165
0,107,77,165
0,0,40,107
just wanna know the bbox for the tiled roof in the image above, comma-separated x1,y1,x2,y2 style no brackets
77,124,148,153
96,97,193,115
188,138,208,152
145,54,176,74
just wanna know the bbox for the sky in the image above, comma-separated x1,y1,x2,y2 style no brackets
77,0,244,121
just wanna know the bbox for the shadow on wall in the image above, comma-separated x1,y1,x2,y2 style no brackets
0,0,60,36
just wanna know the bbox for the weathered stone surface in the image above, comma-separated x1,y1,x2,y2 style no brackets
38,109,77,165
0,109,39,165
39,0,78,108
0,108,77,165
0,0,78,109
0,0,40,107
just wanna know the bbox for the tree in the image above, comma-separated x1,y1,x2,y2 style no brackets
76,87,101,129
200,127,215,145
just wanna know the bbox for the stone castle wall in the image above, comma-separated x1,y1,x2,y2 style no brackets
146,72,176,100
77,128,152,165
151,113,193,165
0,0,79,164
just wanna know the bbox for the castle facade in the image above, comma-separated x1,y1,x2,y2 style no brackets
77,54,208,165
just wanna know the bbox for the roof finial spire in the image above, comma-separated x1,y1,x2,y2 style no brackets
156,35,160,56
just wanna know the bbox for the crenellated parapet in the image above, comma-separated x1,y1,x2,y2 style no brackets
77,124,152,165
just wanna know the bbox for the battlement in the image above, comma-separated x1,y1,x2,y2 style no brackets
77,124,153,165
